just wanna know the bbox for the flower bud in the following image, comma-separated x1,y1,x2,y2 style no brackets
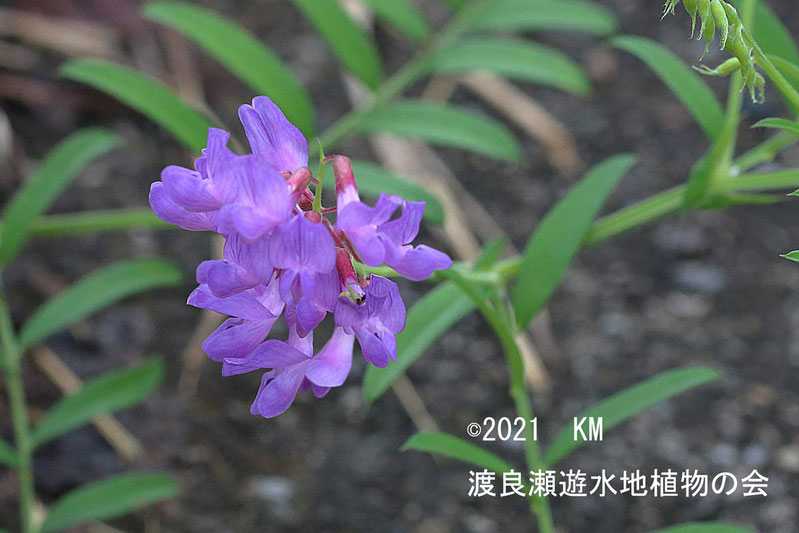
710,0,728,49
683,0,698,36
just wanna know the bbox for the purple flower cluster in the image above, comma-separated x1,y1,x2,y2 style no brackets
150,97,452,417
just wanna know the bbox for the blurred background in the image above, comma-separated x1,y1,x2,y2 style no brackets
1,0,798,531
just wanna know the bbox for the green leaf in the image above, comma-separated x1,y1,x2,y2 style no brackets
361,0,431,44
41,472,178,532
466,0,618,36
611,36,724,140
353,100,521,161
753,117,799,136
347,161,444,224
403,432,514,473
650,522,752,533
60,59,213,152
431,37,590,95
363,282,474,403
142,1,314,136
512,154,635,329
27,208,170,238
19,259,182,350
292,0,383,90
781,250,799,262
0,128,121,268
0,438,17,468
544,366,721,466
32,358,164,447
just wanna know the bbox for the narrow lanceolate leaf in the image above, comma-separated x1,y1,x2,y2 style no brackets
28,208,169,238
361,0,431,44
431,37,590,95
32,358,164,447
544,366,720,466
41,473,178,532
142,1,314,136
612,36,724,140
354,100,521,161
650,522,752,533
349,161,444,225
0,129,121,268
512,155,636,330
444,0,466,12
19,259,182,350
403,432,514,474
363,282,473,403
60,59,213,152
292,0,383,90
0,438,17,468
781,250,799,262
466,0,618,36
753,118,799,136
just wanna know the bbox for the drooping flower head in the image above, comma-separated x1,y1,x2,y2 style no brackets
150,96,452,417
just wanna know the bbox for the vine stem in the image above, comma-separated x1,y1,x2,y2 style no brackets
441,271,554,532
0,293,35,533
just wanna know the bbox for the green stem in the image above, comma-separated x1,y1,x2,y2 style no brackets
733,132,797,172
440,271,554,531
317,0,485,149
745,32,799,111
0,295,35,533
715,169,799,192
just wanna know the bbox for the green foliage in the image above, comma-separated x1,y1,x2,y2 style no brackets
143,1,315,136
41,473,178,532
361,0,431,44
662,0,764,101
363,282,474,403
431,37,590,95
26,208,169,237
32,358,164,447
403,432,514,474
611,36,724,140
60,59,213,152
19,259,182,350
512,155,636,330
292,0,383,89
353,100,521,161
754,117,799,136
781,250,799,262
544,366,720,465
466,0,618,35
0,129,121,268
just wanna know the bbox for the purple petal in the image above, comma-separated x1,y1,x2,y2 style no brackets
160,165,220,212
238,96,308,172
365,275,406,333
333,297,369,330
149,182,215,231
378,200,425,245
224,234,274,285
269,215,335,274
222,338,310,376
199,260,257,298
354,326,392,368
306,328,354,387
202,317,275,362
188,285,274,320
387,245,453,282
253,364,308,418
